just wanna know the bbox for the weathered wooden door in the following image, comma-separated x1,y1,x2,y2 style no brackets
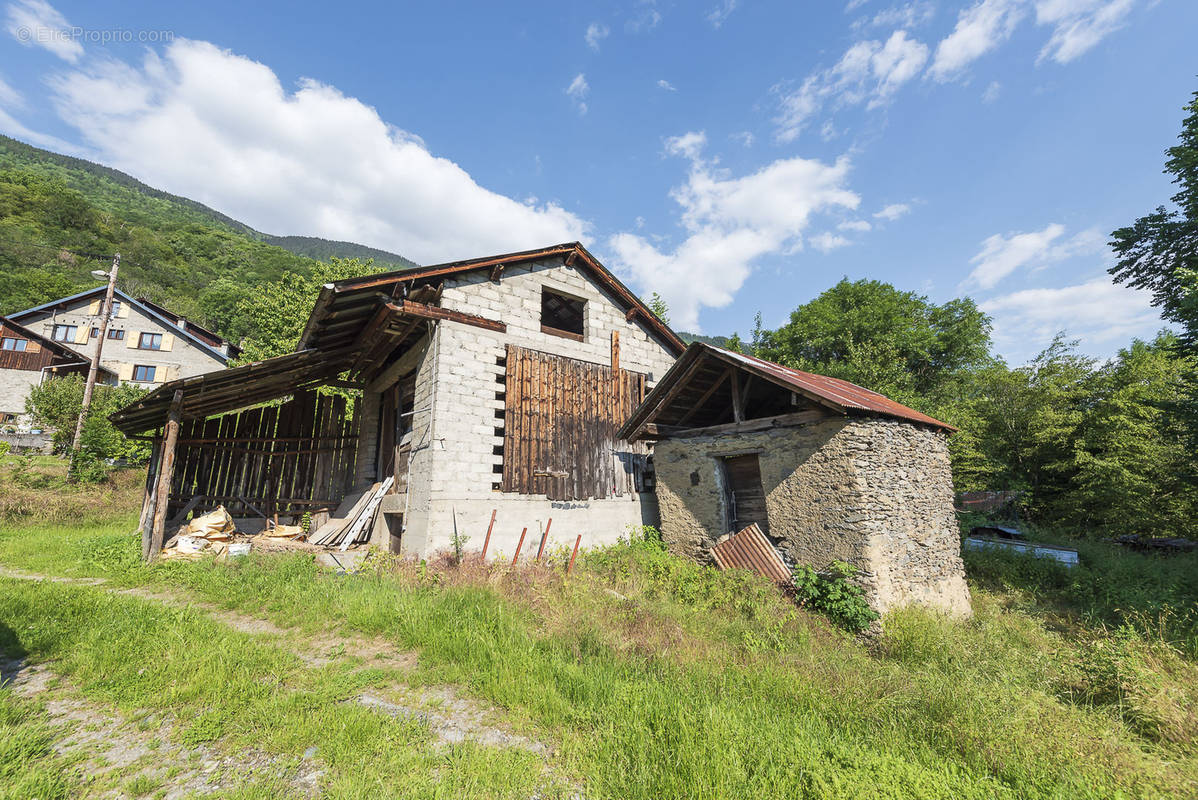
722,454,769,534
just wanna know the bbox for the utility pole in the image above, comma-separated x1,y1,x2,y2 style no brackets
71,253,120,457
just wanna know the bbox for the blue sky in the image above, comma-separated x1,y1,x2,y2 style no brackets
0,0,1194,363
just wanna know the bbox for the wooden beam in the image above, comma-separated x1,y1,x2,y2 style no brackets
674,368,731,427
393,300,506,332
610,331,620,372
625,307,638,322
730,371,744,422
489,263,505,281
138,436,162,556
147,390,183,562
626,353,709,442
654,409,832,440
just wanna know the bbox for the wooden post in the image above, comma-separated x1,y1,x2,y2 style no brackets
610,331,620,372
535,518,552,561
139,437,162,561
147,390,184,562
137,437,162,534
730,371,744,422
480,509,496,562
511,527,527,566
567,534,582,574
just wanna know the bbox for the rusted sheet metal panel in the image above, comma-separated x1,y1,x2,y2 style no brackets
710,524,791,584
502,345,647,501
715,348,953,431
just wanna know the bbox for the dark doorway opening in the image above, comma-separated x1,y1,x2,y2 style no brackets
722,454,769,535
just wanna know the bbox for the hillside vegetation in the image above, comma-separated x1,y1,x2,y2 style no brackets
0,135,415,340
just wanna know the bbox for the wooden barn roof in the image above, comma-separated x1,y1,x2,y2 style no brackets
619,342,954,441
0,314,93,364
297,242,686,356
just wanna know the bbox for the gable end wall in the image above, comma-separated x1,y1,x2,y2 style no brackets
405,255,678,559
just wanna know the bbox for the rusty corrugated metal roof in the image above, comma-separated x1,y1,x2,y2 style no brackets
710,346,955,432
710,524,792,584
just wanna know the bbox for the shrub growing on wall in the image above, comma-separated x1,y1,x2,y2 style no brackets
791,561,880,633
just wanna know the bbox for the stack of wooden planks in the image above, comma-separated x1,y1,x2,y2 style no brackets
307,477,394,549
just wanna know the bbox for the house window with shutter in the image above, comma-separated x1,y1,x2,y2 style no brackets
2,337,28,351
132,364,156,382
138,332,162,350
52,324,76,342
540,288,585,341
107,329,125,340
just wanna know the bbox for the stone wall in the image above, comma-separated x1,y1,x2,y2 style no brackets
654,416,971,617
0,367,41,423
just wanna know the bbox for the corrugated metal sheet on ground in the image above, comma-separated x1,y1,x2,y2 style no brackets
710,523,792,584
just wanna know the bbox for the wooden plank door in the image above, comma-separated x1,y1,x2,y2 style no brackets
722,454,769,535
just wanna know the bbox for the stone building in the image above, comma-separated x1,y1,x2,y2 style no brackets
112,243,684,559
619,343,972,617
9,288,239,390
0,314,102,430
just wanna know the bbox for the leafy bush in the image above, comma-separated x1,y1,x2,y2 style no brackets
24,375,149,480
963,536,1198,656
791,561,880,633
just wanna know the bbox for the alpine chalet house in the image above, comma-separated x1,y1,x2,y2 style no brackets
9,288,240,390
0,314,106,429
112,243,684,558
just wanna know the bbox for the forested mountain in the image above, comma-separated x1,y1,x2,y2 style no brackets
0,135,416,338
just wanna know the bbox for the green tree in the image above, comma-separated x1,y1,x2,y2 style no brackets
25,375,150,470
647,292,670,326
755,279,993,408
1066,333,1197,535
1110,89,1198,351
234,257,386,362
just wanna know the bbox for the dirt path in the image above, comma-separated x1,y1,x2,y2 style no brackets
0,564,551,796
1,655,321,799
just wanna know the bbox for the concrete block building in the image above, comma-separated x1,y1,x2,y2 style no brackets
9,288,239,391
619,343,972,617
112,243,684,560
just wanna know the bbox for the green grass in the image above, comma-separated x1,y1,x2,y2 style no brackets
0,688,77,800
1,504,1195,798
2,519,1188,800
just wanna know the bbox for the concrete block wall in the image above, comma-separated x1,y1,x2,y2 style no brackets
401,255,679,559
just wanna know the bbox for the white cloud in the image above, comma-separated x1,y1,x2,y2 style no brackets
706,0,738,28
929,0,1024,81
6,0,82,62
627,1,662,33
609,133,859,330
775,30,929,141
811,232,852,252
1035,0,1136,64
845,0,870,11
664,130,707,161
838,219,873,232
982,80,1002,102
0,75,22,107
584,22,609,51
873,202,911,220
981,278,1162,361
41,39,587,264
961,223,1106,290
730,131,754,147
656,78,677,91
565,72,589,115
854,2,937,30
